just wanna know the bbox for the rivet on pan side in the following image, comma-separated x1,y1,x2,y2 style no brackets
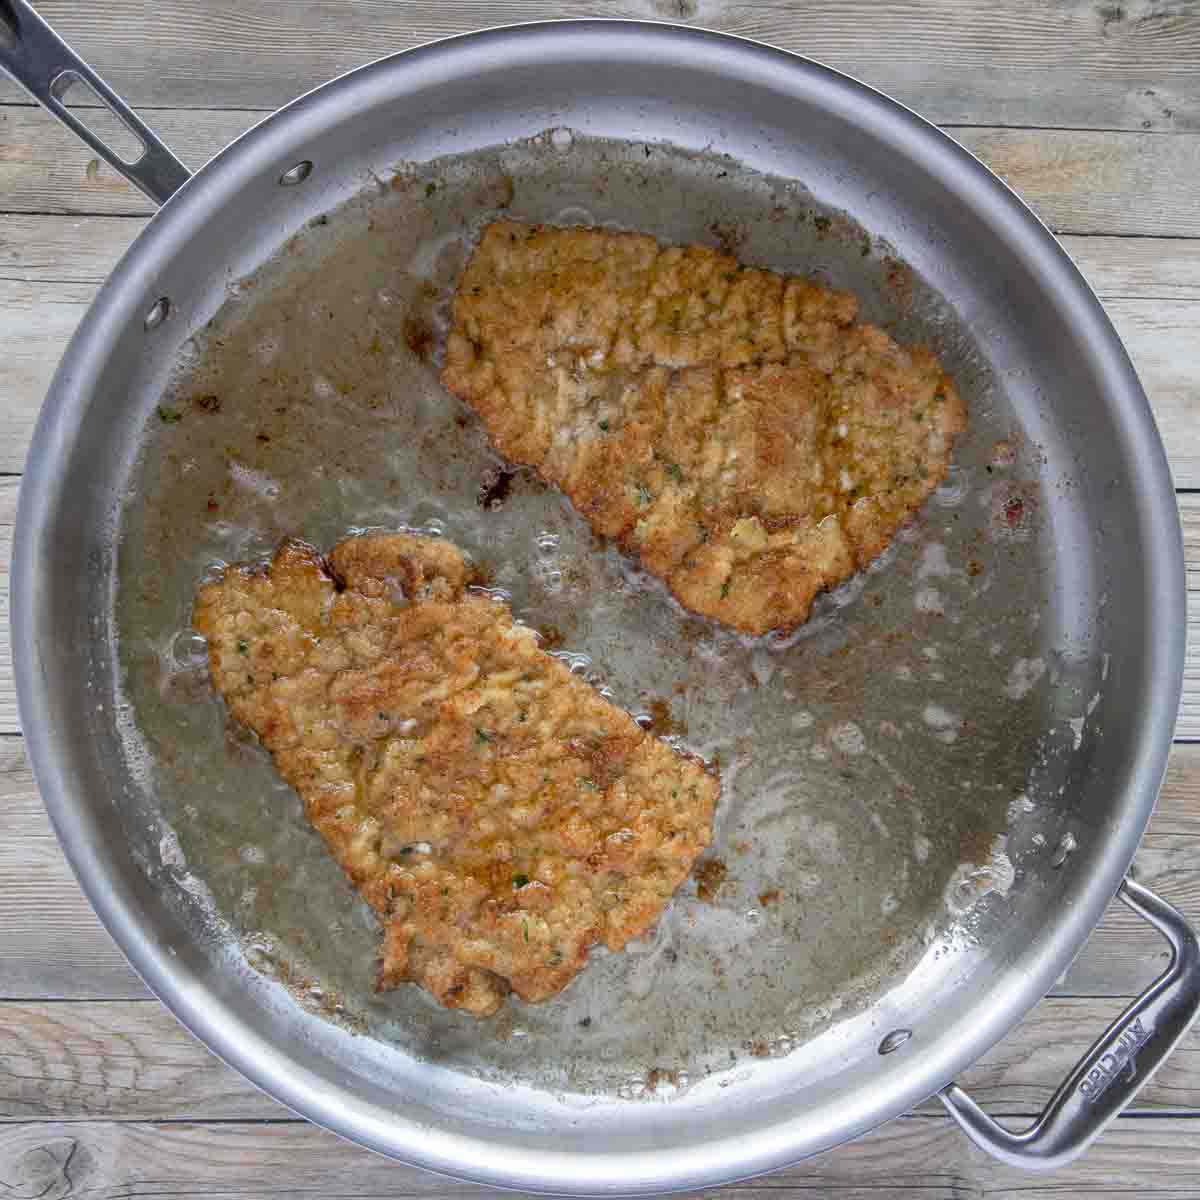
878,1029,913,1055
279,160,314,186
143,297,170,330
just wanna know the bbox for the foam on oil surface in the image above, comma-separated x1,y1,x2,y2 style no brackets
114,130,1062,1094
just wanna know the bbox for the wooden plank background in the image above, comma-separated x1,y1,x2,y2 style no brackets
1,1,1199,1196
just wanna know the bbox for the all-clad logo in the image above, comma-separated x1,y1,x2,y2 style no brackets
1078,1018,1153,1104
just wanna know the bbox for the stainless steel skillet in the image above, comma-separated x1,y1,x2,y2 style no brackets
4,1,1197,1190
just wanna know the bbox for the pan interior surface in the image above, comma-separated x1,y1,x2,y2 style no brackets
15,24,1181,1193
120,126,1036,1081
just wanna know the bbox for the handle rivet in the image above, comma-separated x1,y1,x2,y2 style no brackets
143,297,170,330
878,1028,913,1055
279,160,314,187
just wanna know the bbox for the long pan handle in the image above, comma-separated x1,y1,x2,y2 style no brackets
0,0,190,206
939,878,1200,1169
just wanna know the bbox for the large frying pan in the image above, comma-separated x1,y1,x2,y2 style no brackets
5,1,1198,1191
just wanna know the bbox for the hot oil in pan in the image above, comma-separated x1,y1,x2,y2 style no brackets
116,131,1048,1092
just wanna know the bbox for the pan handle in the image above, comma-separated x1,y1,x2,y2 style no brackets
938,878,1200,1169
0,0,190,205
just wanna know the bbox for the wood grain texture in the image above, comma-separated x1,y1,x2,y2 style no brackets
3,1114,1200,1199
0,1001,279,1121
0,737,149,1001
1187,496,1200,742
2,993,1197,1122
2,0,1199,131
0,283,93,475
1059,737,1200,994
1105,299,1200,492
0,480,12,734
1065,235,1200,301
0,214,139,284
954,126,1200,238
0,106,250,217
4,104,1200,237
1,736,1196,1002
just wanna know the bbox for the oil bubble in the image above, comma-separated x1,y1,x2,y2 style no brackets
171,630,209,668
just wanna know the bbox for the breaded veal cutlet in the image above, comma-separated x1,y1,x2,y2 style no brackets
443,221,967,635
194,532,719,1016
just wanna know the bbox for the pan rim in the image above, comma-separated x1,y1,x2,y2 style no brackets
12,18,1187,1194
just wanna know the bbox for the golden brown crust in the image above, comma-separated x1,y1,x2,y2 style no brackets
194,532,719,1017
442,221,967,635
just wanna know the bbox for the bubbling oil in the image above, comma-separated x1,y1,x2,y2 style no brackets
114,130,1050,1093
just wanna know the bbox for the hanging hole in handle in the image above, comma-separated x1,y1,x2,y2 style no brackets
48,70,147,165
144,297,170,331
279,160,313,187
